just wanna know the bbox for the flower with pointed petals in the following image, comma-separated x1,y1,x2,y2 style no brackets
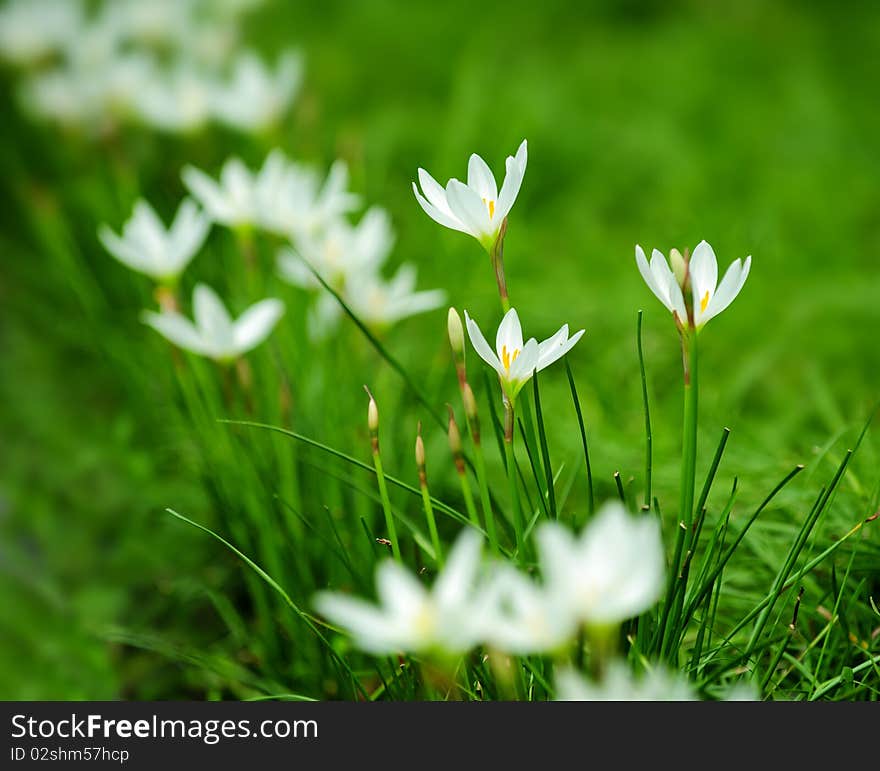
0,0,84,67
536,501,664,628
635,240,751,331
182,156,261,229
555,662,696,701
142,283,284,361
413,140,528,250
314,529,489,656
135,65,216,134
99,197,210,283
464,307,583,402
212,49,302,132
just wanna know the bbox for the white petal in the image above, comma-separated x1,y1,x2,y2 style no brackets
192,284,233,344
142,311,213,357
445,179,490,238
700,255,750,327
536,327,584,372
434,529,483,609
466,153,497,202
416,168,454,214
182,166,232,223
99,225,155,277
413,183,469,234
232,298,284,354
535,522,578,593
314,592,401,655
689,240,718,318
169,198,210,275
495,307,524,359
464,311,503,376
508,337,539,383
664,268,688,323
635,245,669,309
375,561,427,619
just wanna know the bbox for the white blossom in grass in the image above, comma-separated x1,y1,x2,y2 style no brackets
99,198,210,283
135,65,216,134
142,283,284,361
413,140,528,250
464,307,584,403
102,0,196,49
212,49,302,132
314,529,488,656
278,207,395,291
536,502,664,629
481,566,576,655
259,156,360,239
182,156,263,229
0,0,84,67
635,240,751,331
555,663,696,701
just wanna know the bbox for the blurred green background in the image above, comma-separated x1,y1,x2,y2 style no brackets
1,0,878,699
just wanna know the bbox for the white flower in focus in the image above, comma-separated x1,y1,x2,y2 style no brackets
0,0,84,66
536,502,664,628
314,529,488,656
135,65,215,133
142,283,284,361
99,198,210,283
182,156,263,228
464,307,584,402
278,207,394,290
635,241,751,331
481,566,576,655
212,49,302,132
413,140,528,250
555,663,696,701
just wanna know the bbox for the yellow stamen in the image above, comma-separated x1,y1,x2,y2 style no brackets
700,291,710,313
483,198,496,219
501,345,519,371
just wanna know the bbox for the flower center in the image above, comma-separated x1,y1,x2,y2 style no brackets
501,345,520,372
700,291,710,313
482,198,496,219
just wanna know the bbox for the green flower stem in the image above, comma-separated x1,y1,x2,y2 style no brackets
471,438,499,553
372,451,401,562
419,474,443,567
504,400,524,554
456,467,481,530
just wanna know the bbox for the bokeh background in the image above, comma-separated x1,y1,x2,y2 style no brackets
1,0,878,698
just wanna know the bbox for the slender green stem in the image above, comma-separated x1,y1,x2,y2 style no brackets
637,311,653,511
472,440,499,552
419,481,443,566
680,333,699,532
457,470,481,530
504,400,524,554
372,453,401,561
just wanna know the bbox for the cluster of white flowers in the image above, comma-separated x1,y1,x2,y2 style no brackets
99,149,445,354
0,0,300,136
315,502,664,657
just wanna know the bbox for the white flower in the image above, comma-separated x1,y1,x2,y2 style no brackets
259,154,360,239
536,501,664,628
212,49,302,132
99,198,210,283
102,0,196,48
182,156,262,228
413,140,528,249
480,566,576,655
636,240,751,331
314,529,488,655
345,264,446,327
142,283,284,361
555,663,696,701
464,307,584,402
0,0,84,66
278,207,394,290
135,65,216,133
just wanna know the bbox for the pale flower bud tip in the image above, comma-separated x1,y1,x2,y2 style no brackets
447,307,465,357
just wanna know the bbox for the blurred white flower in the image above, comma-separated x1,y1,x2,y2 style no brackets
102,0,196,48
212,49,302,132
0,0,84,66
464,307,584,402
555,663,696,701
481,565,576,655
142,284,284,361
259,155,360,238
345,264,446,327
278,206,394,290
636,241,751,331
99,198,210,283
182,156,263,229
536,502,664,629
315,529,490,656
21,68,89,126
135,64,216,133
413,140,527,250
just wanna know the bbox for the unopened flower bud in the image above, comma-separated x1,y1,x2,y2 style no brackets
448,307,465,358
461,382,480,445
364,385,379,453
447,406,465,475
415,422,427,487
